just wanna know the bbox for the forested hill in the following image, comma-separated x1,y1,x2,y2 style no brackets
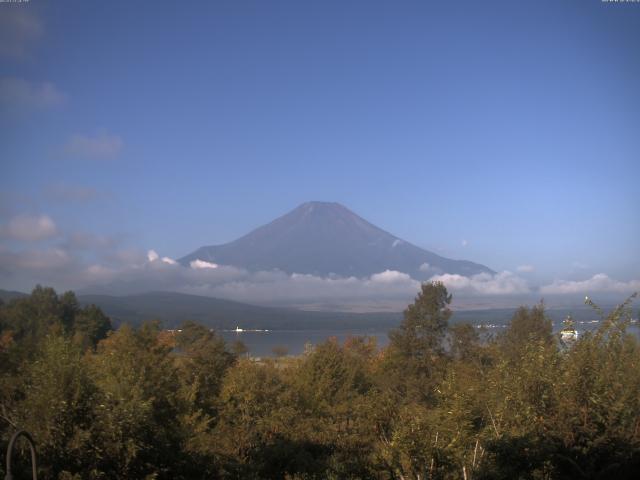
76,291,402,330
0,289,27,303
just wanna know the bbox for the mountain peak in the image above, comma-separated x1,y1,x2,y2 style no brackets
179,203,494,278
293,201,352,216
297,201,345,209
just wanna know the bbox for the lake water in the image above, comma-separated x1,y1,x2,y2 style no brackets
220,329,391,357
219,318,639,358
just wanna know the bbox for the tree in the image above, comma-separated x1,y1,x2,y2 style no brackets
214,359,305,478
0,286,64,347
72,304,112,349
0,287,112,354
391,281,452,355
548,294,640,479
449,322,481,363
2,286,639,479
59,291,80,332
89,322,184,478
384,281,452,403
497,303,553,361
231,339,249,357
175,321,235,415
12,335,97,479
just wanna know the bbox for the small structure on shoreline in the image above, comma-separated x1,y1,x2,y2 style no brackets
560,314,578,346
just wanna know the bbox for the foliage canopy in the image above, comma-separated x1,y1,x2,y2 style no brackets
1,285,639,479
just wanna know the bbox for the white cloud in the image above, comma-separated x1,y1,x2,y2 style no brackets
540,274,640,295
419,263,431,272
461,239,469,247
146,250,176,265
0,214,57,241
0,77,66,109
80,259,246,295
370,269,413,284
517,264,535,273
428,271,530,296
190,259,219,269
0,9,42,59
63,131,123,159
206,269,420,304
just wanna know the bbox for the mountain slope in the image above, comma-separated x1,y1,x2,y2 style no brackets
0,288,401,330
0,289,28,303
77,291,402,330
179,201,493,278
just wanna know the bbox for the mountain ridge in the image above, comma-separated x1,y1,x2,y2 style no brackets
0,288,399,329
179,201,493,278
73,290,403,330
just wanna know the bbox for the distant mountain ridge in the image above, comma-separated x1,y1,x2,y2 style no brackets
0,289,27,303
0,288,400,330
179,201,493,278
2,289,616,334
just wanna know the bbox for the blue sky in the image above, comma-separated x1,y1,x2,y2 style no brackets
1,0,639,302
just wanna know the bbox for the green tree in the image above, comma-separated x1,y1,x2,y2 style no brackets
89,322,184,478
497,303,554,361
214,359,305,478
449,322,481,363
384,281,452,403
175,321,235,415
0,286,64,347
72,304,112,349
10,335,97,479
0,287,112,354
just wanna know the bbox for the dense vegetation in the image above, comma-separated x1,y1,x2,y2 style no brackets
1,284,638,479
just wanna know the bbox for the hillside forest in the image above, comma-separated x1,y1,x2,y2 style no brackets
0,283,638,479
